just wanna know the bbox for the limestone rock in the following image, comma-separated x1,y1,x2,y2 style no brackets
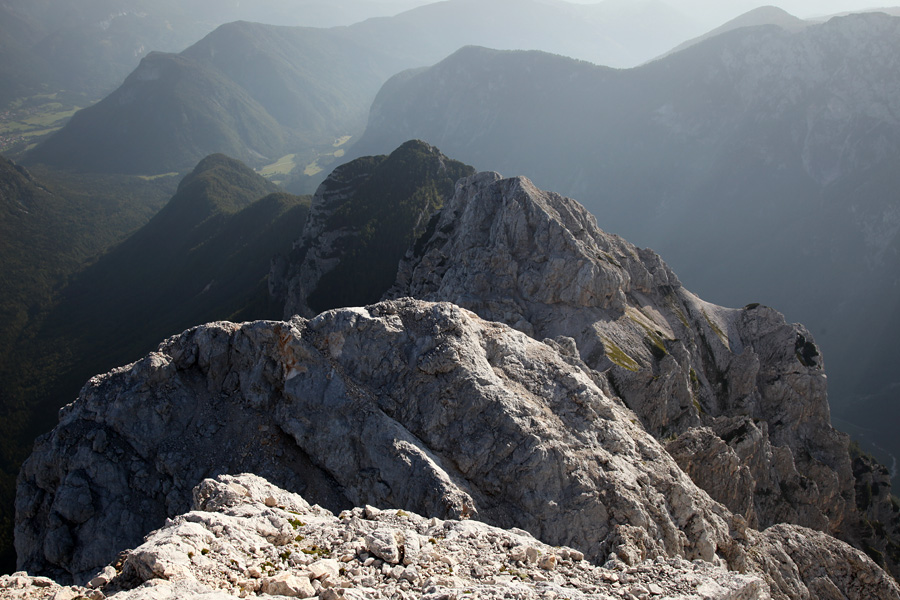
16,300,736,584
4,474,776,599
744,524,900,599
387,171,879,568
846,448,900,572
14,300,900,598
10,474,900,599
259,572,315,597
366,530,401,565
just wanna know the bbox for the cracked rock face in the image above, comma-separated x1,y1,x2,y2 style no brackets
14,300,900,598
388,171,859,549
17,298,740,585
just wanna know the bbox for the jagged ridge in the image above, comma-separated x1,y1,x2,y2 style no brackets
14,169,900,598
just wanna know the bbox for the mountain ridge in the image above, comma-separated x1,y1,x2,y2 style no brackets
21,0,708,178
656,5,809,59
14,166,900,598
349,12,900,480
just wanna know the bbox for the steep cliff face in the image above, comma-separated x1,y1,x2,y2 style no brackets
389,172,849,529
849,447,900,571
271,140,474,318
387,171,898,577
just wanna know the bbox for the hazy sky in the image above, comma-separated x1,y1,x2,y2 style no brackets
394,1,897,29
558,0,893,22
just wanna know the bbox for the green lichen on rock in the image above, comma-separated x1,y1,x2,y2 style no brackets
601,337,640,372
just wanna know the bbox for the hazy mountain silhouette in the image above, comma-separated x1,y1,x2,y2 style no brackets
25,52,289,174
24,0,708,177
658,5,809,58
351,12,900,473
24,22,410,175
349,0,700,69
0,0,431,107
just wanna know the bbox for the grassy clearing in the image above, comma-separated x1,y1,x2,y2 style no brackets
138,172,180,181
22,107,80,127
264,135,353,184
0,99,84,153
259,154,298,178
303,161,324,177
303,143,350,177
601,336,640,372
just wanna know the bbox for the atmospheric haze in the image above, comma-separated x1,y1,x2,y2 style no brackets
563,0,894,25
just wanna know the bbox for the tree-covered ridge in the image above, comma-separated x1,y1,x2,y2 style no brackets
0,156,177,574
25,54,288,174
32,154,306,385
0,154,309,574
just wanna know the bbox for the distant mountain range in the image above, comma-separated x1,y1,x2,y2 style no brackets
0,0,431,107
4,0,893,112
22,0,721,178
350,12,900,472
658,4,810,58
24,24,407,175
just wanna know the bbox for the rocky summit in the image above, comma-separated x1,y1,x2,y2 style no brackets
13,170,900,599
4,473,775,600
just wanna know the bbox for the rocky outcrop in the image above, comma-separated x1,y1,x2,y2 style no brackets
270,140,473,318
387,171,900,576
11,474,900,599
14,298,900,598
847,447,900,571
389,172,850,529
17,298,743,583
5,474,777,600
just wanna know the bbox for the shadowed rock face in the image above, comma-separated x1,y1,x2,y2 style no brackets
271,140,474,319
